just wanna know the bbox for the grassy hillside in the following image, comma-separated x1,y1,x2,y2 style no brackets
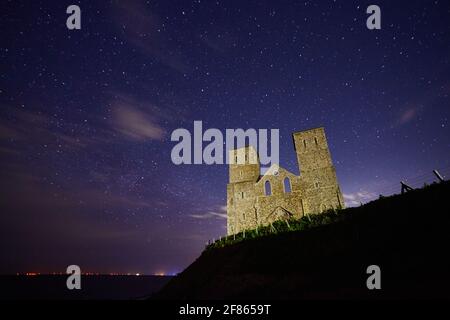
155,181,450,299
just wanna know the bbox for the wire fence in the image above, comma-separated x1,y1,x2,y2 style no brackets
347,165,450,205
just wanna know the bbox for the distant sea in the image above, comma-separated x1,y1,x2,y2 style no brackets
0,275,173,300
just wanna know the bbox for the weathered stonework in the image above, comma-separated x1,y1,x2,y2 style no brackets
227,127,345,235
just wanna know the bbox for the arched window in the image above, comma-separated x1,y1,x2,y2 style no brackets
284,177,291,193
264,180,272,196
314,137,318,145
303,139,307,148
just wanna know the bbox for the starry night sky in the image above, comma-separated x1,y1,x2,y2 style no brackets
1,0,449,274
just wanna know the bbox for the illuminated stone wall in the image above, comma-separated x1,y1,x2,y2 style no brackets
226,127,344,235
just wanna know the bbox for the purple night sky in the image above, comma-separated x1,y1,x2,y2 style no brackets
1,0,449,274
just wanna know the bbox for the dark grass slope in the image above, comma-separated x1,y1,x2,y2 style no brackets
154,181,450,299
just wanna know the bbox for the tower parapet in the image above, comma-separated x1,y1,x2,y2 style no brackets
228,146,260,183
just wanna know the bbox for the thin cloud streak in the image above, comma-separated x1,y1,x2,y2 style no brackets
343,191,378,207
189,205,228,220
112,104,165,141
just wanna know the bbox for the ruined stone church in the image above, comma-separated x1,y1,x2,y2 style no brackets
227,127,345,235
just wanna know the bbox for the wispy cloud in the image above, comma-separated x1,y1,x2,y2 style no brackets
199,29,237,54
1,166,155,211
111,0,189,73
111,95,166,141
189,212,228,220
0,123,20,140
113,104,165,141
393,80,450,128
0,106,112,153
189,205,227,220
398,107,418,125
0,95,167,155
0,108,50,141
343,191,378,207
0,146,19,155
0,107,54,157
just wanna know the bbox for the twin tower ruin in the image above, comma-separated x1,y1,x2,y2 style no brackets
227,127,345,235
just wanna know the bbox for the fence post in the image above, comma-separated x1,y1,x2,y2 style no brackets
401,181,414,194
433,170,445,183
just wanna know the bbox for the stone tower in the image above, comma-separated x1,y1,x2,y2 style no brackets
226,127,344,236
292,127,344,214
226,146,260,235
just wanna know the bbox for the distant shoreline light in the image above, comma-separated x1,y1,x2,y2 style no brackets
13,272,172,276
